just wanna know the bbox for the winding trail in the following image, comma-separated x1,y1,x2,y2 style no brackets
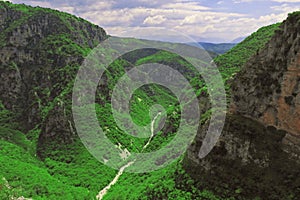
96,161,134,200
142,112,161,151
96,112,161,200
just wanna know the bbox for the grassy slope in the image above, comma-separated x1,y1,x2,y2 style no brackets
214,23,281,69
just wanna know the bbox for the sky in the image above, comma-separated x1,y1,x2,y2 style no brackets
7,0,300,43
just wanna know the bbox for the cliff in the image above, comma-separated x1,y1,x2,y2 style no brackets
231,11,300,158
185,12,300,199
0,1,107,150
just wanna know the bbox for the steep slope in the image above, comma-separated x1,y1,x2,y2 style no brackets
231,11,300,157
0,1,106,137
214,23,281,69
0,101,100,199
185,12,300,200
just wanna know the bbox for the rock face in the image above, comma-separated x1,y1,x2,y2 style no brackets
185,12,300,199
185,115,300,199
0,2,107,155
231,12,300,157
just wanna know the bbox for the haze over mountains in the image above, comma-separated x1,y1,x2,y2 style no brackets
192,42,237,55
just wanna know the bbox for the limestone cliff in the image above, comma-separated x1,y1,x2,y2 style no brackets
231,11,300,158
185,12,300,199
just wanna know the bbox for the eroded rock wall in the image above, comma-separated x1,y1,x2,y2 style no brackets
231,12,300,156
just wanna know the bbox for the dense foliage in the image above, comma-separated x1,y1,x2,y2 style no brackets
214,23,281,69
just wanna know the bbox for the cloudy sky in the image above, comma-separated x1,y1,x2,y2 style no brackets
7,0,300,43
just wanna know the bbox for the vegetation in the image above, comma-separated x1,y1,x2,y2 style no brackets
103,160,227,200
0,103,93,199
214,23,281,70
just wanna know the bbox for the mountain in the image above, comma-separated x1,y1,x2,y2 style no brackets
0,2,115,199
185,11,300,200
231,11,300,157
187,42,236,55
0,0,107,130
199,42,236,55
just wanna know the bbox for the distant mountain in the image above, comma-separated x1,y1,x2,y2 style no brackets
199,42,236,55
188,42,236,55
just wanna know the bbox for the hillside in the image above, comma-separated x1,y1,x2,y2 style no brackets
231,11,300,157
187,42,236,56
0,1,116,199
214,23,281,69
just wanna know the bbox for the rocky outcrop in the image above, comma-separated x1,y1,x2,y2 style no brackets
0,2,107,154
185,12,300,199
231,12,300,157
185,114,300,199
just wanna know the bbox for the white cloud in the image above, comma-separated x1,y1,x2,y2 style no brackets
233,0,256,3
9,0,300,42
66,2,294,42
57,5,75,14
271,3,300,12
80,8,137,26
195,11,289,42
272,0,300,2
161,2,211,11
180,12,243,25
143,15,167,25
12,0,52,7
